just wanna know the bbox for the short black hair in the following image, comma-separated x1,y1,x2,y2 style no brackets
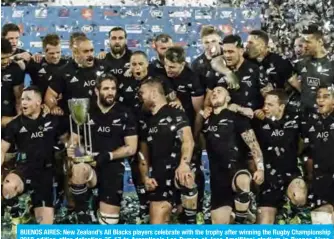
249,30,269,45
131,50,148,60
109,27,127,38
2,23,20,37
23,85,42,99
95,73,118,90
318,83,334,96
42,34,61,50
222,34,243,48
267,89,289,105
165,46,185,64
140,77,165,96
1,38,13,54
302,24,323,40
154,34,172,43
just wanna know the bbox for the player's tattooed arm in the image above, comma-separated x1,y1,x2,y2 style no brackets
228,103,254,119
176,126,195,186
13,84,23,114
192,95,205,140
211,55,240,90
241,129,264,170
178,126,195,165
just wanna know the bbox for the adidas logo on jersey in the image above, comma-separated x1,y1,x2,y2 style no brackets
125,86,133,92
301,67,307,73
19,126,28,133
38,68,46,74
88,119,95,125
70,76,79,83
309,126,315,132
263,124,270,130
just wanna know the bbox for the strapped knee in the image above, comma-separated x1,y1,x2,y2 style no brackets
183,208,197,224
232,170,252,193
232,170,252,215
97,210,119,224
175,179,198,199
70,184,88,196
234,192,251,213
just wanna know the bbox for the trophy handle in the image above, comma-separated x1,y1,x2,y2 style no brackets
87,114,93,155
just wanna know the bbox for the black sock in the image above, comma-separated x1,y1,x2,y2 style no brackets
70,184,92,223
183,208,197,224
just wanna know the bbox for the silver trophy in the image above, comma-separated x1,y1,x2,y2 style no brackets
68,98,94,164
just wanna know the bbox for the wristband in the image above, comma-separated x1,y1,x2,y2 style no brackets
257,162,264,171
109,152,113,161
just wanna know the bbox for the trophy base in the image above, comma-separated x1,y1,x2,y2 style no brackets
72,155,95,164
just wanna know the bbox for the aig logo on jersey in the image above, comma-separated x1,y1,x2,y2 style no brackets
271,129,284,137
98,126,110,133
31,131,44,139
317,131,329,141
84,80,96,87
149,127,158,134
307,77,320,87
207,126,218,132
111,68,123,75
